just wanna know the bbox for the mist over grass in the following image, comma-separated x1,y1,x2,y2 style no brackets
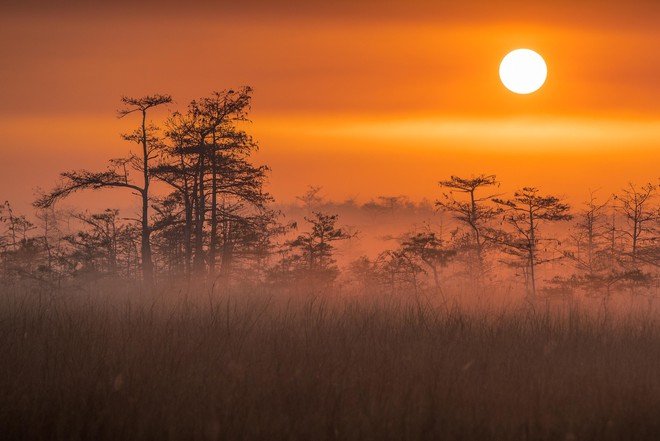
2,285,660,441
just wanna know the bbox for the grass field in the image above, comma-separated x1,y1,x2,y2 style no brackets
2,287,660,440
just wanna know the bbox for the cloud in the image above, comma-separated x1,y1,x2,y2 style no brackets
3,0,659,29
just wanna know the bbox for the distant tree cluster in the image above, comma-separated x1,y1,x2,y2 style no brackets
0,90,657,301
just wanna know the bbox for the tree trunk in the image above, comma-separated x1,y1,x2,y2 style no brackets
140,110,154,289
218,212,233,286
183,194,193,279
141,189,154,288
431,264,440,294
178,153,194,279
193,143,206,273
632,215,638,264
209,130,218,277
528,208,537,303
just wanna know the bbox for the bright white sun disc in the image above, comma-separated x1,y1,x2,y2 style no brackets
499,49,547,94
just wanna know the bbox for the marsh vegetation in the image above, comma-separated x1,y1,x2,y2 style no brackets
3,286,660,441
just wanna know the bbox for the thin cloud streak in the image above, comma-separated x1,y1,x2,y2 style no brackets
258,116,660,152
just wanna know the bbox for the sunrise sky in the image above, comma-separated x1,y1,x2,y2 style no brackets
1,0,659,212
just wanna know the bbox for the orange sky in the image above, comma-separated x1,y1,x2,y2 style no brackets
1,0,659,213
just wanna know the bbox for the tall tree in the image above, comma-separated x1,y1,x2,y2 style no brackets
493,187,572,302
567,192,611,276
154,110,198,276
613,182,658,266
436,174,501,280
153,88,268,278
553,192,623,300
35,94,172,288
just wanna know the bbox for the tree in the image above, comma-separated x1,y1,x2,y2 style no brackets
1,201,35,253
436,174,501,281
400,230,456,293
374,249,424,294
33,206,65,285
493,187,572,302
72,209,133,276
296,185,324,212
565,192,611,274
150,192,188,277
153,88,270,279
188,88,255,274
0,201,40,284
553,192,637,301
35,94,172,288
153,110,199,276
215,209,292,287
613,182,658,266
348,256,381,293
273,212,353,287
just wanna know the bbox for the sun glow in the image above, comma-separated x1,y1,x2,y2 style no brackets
499,49,547,94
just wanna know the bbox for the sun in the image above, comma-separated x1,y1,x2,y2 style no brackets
499,49,547,94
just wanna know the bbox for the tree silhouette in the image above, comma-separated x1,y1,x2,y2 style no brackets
400,230,456,294
16,88,657,298
549,192,646,301
153,88,270,279
62,209,136,280
613,182,658,266
436,174,501,282
273,212,353,287
0,201,39,284
375,249,424,294
35,94,172,288
296,185,324,212
493,187,572,302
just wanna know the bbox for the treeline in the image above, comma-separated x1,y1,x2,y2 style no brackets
1,89,658,301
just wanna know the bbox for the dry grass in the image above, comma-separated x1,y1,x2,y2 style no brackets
2,287,660,440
